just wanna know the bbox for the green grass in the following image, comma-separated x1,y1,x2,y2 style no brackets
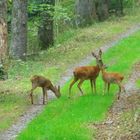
17,30,140,140
0,7,140,133
136,80,140,88
0,93,28,131
17,89,115,140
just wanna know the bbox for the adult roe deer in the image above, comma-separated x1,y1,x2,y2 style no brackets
101,65,126,99
30,75,61,104
69,49,104,98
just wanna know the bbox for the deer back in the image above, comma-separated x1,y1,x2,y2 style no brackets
31,75,52,88
73,66,100,80
31,75,61,98
102,70,124,83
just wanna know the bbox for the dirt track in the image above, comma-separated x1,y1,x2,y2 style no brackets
0,24,140,140
94,62,140,140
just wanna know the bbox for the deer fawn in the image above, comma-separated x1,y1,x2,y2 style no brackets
30,75,61,104
69,49,104,97
101,65,126,99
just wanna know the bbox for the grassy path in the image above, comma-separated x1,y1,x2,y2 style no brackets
58,24,140,86
1,24,140,140
95,62,140,139
15,30,140,140
0,8,140,139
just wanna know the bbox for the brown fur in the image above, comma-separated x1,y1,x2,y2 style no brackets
101,68,126,99
74,66,100,79
30,75,61,104
69,49,104,97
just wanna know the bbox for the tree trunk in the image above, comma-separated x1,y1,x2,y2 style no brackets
38,0,55,50
117,0,124,15
95,0,109,21
10,0,28,60
108,0,124,16
0,0,8,80
75,0,97,26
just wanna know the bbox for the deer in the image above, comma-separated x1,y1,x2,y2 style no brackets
69,49,104,98
101,65,126,99
30,75,61,104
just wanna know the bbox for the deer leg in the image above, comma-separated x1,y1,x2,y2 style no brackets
77,79,84,95
117,82,122,100
90,80,93,93
30,93,33,105
103,82,107,95
118,82,126,99
122,85,126,93
30,85,37,104
45,91,48,100
69,77,78,98
93,80,97,94
107,83,110,94
42,87,46,105
44,87,48,104
118,85,121,100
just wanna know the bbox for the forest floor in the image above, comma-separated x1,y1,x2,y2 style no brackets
93,62,140,140
0,24,140,140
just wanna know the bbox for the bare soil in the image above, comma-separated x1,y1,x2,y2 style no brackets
0,24,140,140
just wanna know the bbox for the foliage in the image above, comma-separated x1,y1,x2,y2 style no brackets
28,1,71,26
109,0,139,9
124,0,139,7
7,0,12,24
7,0,140,51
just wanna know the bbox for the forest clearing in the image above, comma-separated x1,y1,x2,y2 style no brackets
0,0,140,140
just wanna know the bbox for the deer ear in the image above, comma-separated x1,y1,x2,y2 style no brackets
99,49,102,56
92,52,97,58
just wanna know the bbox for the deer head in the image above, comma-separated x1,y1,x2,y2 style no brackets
92,49,103,68
54,85,61,98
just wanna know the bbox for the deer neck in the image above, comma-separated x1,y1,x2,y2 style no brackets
49,84,60,98
49,85,57,94
101,68,106,76
95,64,101,72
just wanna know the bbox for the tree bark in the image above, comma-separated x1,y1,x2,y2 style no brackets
10,0,28,60
95,0,109,21
108,0,124,16
117,0,124,15
38,0,55,50
0,0,7,60
75,0,97,26
0,0,8,80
